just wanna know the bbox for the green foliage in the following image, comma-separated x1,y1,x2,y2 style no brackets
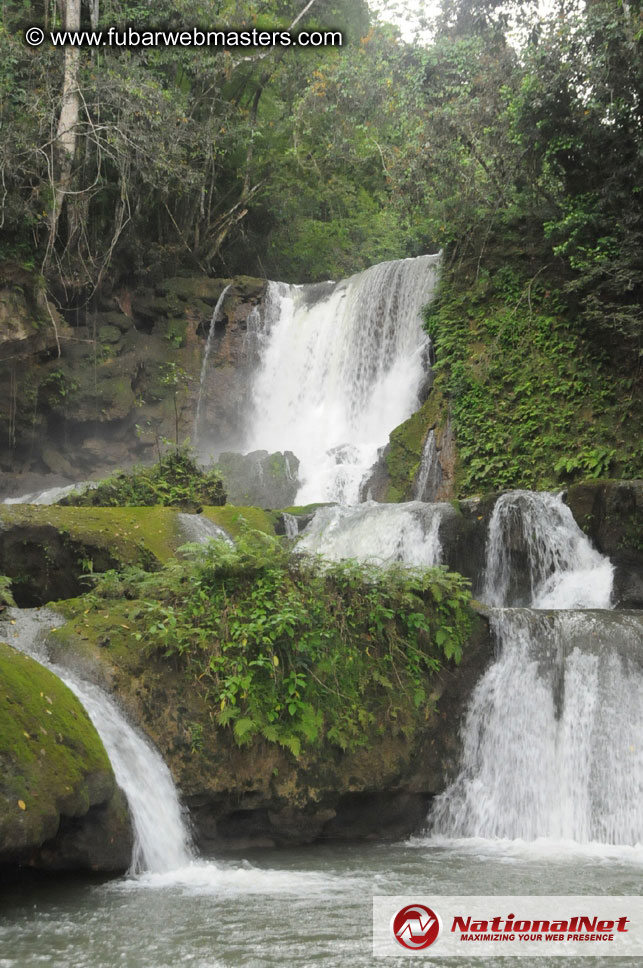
41,369,78,404
93,536,472,755
426,269,643,494
0,576,15,609
61,450,226,509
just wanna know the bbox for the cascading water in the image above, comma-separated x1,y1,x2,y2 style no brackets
482,489,614,609
4,608,193,873
194,284,232,448
296,500,449,568
246,255,440,505
429,487,641,846
177,512,233,545
281,512,300,540
430,609,643,844
3,481,95,505
413,430,442,502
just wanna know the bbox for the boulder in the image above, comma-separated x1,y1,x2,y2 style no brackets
213,450,300,509
565,480,643,608
0,642,132,871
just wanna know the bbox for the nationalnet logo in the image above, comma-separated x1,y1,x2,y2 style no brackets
392,904,442,950
374,896,643,958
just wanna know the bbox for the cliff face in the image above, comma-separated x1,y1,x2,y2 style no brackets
0,273,265,498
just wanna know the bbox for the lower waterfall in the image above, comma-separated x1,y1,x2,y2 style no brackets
427,486,643,846
430,609,643,844
4,608,193,873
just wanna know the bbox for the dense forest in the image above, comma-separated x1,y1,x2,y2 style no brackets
1,0,642,487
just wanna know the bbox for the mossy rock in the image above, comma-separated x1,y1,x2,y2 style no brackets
97,325,122,345
0,506,187,604
71,370,135,422
384,389,449,502
201,505,278,537
156,277,233,305
47,593,492,851
0,641,131,869
99,311,134,333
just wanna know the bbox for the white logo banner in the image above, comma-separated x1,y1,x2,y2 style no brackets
373,895,643,958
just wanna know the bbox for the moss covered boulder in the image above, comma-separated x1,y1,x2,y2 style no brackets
213,450,300,508
0,642,132,870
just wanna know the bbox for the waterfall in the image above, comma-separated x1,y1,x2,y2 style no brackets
3,481,95,505
194,284,232,447
282,512,300,540
246,255,440,505
296,501,449,568
429,488,633,845
413,430,442,502
430,609,643,845
482,489,613,609
177,512,233,545
4,608,193,873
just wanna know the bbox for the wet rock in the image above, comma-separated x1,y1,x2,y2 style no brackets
565,480,643,608
0,643,132,872
213,451,300,509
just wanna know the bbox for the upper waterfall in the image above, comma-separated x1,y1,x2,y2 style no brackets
245,254,440,505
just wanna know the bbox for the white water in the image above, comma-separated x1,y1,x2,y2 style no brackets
428,488,641,845
2,481,95,505
246,255,439,504
281,511,300,540
194,284,232,448
430,609,643,845
3,608,193,873
296,500,448,568
413,429,442,502
483,489,614,608
177,512,233,546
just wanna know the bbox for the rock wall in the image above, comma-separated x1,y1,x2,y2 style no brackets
0,273,266,499
565,479,643,608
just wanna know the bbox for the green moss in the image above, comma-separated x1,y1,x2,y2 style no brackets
49,601,148,676
281,503,332,516
0,642,113,851
384,390,448,502
201,506,278,537
0,505,184,567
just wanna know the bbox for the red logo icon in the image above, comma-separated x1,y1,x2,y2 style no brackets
393,903,441,950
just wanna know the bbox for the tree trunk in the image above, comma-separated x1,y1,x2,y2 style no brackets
49,0,82,253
